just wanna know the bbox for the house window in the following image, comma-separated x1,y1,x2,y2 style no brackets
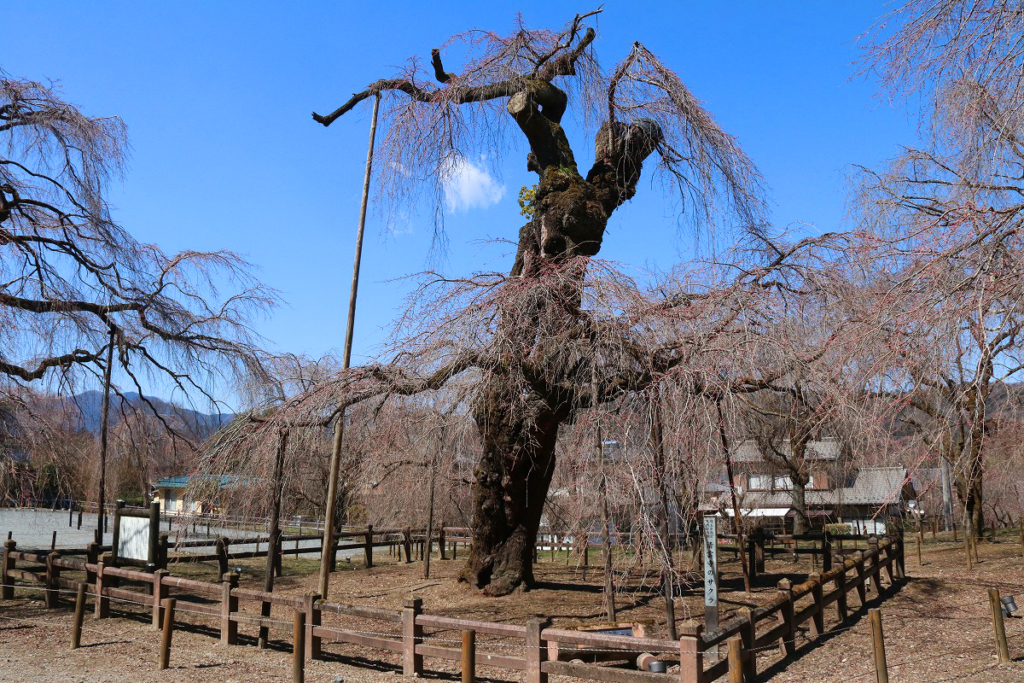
749,474,813,491
166,489,178,512
749,474,771,490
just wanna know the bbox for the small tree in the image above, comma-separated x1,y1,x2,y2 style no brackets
1,71,276,517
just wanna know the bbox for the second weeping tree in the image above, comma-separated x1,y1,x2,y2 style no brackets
313,11,766,595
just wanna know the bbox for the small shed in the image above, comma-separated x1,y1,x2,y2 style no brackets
151,474,239,516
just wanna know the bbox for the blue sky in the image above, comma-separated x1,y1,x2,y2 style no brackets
4,1,917,405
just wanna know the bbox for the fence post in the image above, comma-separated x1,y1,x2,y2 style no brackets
809,572,824,637
110,500,125,565
158,533,169,570
159,598,176,670
835,562,849,621
152,569,168,628
293,610,305,683
45,551,60,608
525,617,548,683
94,561,109,618
777,578,795,657
221,571,239,645
304,592,321,660
740,606,756,680
71,582,87,650
868,608,889,683
867,536,879,591
215,536,229,577
147,501,161,570
85,541,98,588
364,524,374,568
461,629,476,683
989,587,1011,664
403,596,423,676
2,539,16,599
728,635,743,683
678,621,703,683
853,551,868,607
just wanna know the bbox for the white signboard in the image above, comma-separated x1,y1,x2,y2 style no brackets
702,516,718,610
118,515,150,562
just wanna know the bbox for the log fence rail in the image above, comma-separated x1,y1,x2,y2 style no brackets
1,533,905,682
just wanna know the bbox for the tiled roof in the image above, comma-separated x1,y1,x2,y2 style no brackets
153,474,244,490
731,437,842,463
742,467,911,509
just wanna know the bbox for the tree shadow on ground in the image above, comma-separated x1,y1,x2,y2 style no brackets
755,576,910,682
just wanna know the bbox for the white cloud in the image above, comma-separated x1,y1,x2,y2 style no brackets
443,156,505,213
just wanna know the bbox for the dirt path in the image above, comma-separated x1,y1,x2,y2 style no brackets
763,536,1024,683
1,535,1022,682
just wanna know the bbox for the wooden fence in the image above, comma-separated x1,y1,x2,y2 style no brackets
1,533,904,682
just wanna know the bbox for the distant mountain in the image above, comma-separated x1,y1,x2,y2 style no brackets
59,391,233,440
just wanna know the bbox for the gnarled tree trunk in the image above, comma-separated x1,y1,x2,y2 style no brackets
460,81,659,595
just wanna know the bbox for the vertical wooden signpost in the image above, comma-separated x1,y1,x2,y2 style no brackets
703,514,719,657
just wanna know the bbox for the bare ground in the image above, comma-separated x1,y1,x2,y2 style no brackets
1,534,1022,681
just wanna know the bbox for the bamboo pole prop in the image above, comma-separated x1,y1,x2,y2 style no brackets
717,401,751,595
318,92,380,600
95,326,116,543
70,583,86,650
592,362,616,622
260,429,288,648
423,451,438,579
989,588,1011,665
159,598,175,670
650,396,677,640
869,608,889,683
461,629,476,683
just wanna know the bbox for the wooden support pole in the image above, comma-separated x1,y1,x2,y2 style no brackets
916,534,922,565
293,611,305,683
159,598,175,670
71,583,87,650
869,608,888,683
989,587,1011,665
461,629,476,683
728,636,743,683
365,524,374,569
